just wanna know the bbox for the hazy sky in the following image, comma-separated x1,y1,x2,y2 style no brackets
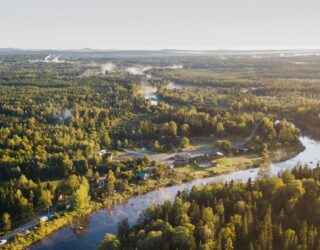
0,0,319,50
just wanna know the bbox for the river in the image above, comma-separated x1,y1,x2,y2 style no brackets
28,136,320,250
143,81,189,105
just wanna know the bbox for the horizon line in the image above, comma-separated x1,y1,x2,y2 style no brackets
1,47,320,52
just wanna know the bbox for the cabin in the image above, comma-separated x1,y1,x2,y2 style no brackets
97,150,113,161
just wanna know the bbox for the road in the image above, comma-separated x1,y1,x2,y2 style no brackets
233,122,260,148
0,214,41,241
0,208,56,241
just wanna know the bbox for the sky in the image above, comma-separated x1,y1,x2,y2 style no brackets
0,0,319,50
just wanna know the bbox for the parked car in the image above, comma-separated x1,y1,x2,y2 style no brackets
18,228,30,235
0,239,7,245
48,214,56,220
39,216,49,222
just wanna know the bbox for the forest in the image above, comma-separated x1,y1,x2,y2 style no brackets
99,165,320,250
0,50,320,249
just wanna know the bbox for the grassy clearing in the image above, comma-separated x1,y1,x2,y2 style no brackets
175,153,263,177
175,142,304,178
268,142,305,162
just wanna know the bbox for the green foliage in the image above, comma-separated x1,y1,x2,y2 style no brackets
216,140,232,153
180,137,190,149
106,170,116,194
72,182,90,210
2,212,11,232
106,166,320,250
98,234,121,250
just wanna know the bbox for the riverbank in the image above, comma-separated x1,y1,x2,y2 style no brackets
295,121,320,139
3,140,305,250
3,204,101,250
2,170,194,250
174,141,305,178
25,135,320,250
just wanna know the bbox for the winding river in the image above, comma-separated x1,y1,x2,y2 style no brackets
28,136,320,250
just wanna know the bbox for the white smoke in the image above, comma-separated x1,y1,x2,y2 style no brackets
280,53,315,58
125,64,183,75
45,55,65,63
44,55,51,62
174,51,204,55
80,63,183,78
164,64,184,69
29,54,65,63
125,66,153,75
100,63,117,74
292,61,308,65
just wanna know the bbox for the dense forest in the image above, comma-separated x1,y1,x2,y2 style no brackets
0,50,320,248
99,165,320,250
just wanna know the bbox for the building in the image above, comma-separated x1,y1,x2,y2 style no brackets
97,150,113,160
138,172,149,180
173,153,191,167
173,153,190,161
145,166,154,174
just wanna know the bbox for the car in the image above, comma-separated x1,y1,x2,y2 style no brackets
39,216,49,222
0,239,7,245
48,214,56,221
18,228,31,235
